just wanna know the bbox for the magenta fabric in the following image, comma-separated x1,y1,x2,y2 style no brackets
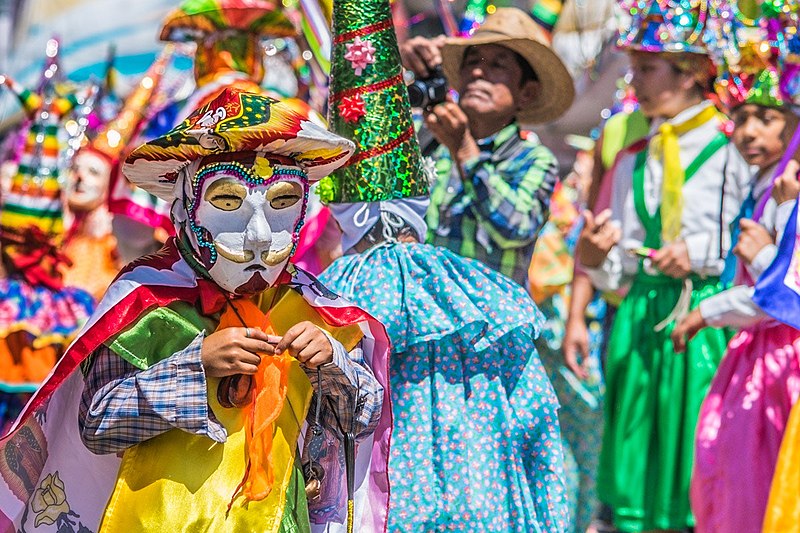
691,322,800,533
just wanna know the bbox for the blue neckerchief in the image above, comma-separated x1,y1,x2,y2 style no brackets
721,189,756,286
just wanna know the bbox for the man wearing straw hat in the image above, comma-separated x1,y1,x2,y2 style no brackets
400,7,575,286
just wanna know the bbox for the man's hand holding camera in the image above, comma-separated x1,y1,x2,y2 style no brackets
400,36,479,174
400,36,446,78
425,102,480,165
401,36,449,109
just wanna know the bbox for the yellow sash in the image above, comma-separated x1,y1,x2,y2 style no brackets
653,104,721,242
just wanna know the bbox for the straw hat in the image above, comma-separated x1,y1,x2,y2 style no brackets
441,7,575,124
123,88,355,202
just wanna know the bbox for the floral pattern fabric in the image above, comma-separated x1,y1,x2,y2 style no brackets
0,279,94,342
321,242,568,532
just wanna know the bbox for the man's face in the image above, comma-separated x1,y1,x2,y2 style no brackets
731,104,789,170
187,156,306,294
67,150,112,212
457,44,537,122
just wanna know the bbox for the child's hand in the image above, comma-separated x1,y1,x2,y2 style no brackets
201,327,276,377
734,219,773,265
576,209,621,268
652,241,691,278
671,308,707,354
563,317,591,381
275,322,334,369
773,160,800,205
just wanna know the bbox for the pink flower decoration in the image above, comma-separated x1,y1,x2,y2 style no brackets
338,94,367,123
344,37,376,76
0,298,19,325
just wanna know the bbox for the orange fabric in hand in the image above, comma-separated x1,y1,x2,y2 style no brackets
217,299,292,502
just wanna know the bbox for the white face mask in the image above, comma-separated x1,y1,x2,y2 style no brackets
179,156,307,295
67,150,112,212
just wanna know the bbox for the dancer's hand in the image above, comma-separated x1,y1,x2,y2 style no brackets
275,322,334,369
671,309,707,353
563,317,591,380
772,159,800,205
733,219,773,266
201,327,276,377
576,209,620,268
652,241,691,278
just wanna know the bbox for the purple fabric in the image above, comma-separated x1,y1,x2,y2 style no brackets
752,123,800,222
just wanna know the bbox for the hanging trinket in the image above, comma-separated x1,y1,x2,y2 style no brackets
303,366,326,499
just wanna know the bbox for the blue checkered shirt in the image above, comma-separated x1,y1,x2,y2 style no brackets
425,123,558,286
80,330,383,455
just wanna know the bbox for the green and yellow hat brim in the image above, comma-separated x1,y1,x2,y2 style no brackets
160,0,295,42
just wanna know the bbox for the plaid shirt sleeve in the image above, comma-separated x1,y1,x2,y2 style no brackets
462,142,558,249
302,331,383,441
79,332,226,455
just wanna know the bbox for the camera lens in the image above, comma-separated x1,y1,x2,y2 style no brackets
407,81,427,108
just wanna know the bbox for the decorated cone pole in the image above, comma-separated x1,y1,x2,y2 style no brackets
89,46,173,164
324,0,428,204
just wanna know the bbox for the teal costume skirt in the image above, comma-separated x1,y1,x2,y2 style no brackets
321,242,569,532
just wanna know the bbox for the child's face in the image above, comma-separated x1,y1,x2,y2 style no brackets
731,104,789,170
629,52,698,119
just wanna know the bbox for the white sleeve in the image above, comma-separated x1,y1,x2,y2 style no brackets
746,244,777,280
775,200,796,244
684,231,725,276
698,284,768,328
583,245,628,292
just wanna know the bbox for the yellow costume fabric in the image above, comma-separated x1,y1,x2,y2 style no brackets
763,401,800,532
99,366,311,532
98,286,363,532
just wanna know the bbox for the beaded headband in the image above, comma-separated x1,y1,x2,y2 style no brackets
186,159,309,264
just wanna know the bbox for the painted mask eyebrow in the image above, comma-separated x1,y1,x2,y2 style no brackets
204,179,247,211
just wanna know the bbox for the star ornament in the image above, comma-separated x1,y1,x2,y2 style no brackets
344,36,376,76
338,94,367,123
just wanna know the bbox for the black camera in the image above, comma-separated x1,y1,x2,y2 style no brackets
407,66,449,109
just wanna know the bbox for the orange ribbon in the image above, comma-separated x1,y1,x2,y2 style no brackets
217,298,292,503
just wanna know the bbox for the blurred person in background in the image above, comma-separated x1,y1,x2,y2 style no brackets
528,136,607,533
670,12,800,531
